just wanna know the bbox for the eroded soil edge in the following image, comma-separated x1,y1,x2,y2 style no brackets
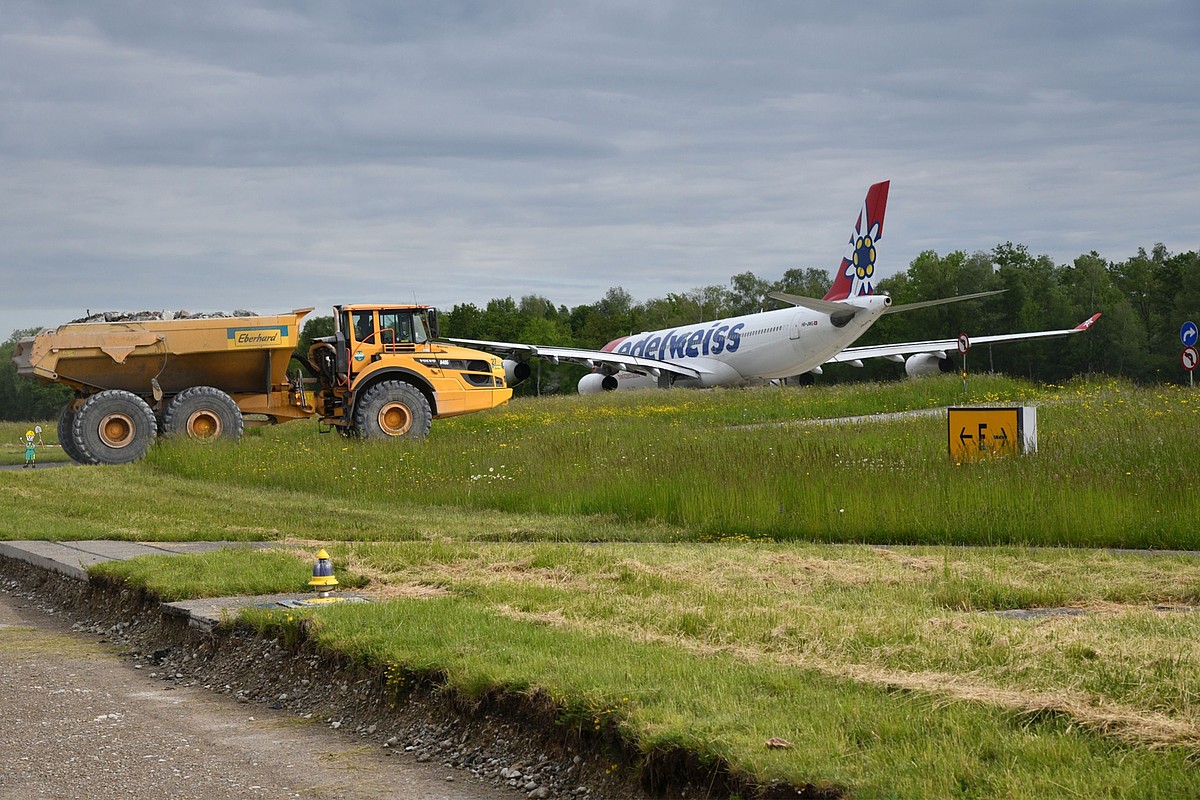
0,558,825,800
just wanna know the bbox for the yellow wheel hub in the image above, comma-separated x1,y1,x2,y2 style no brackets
98,413,135,448
377,402,412,436
186,410,222,439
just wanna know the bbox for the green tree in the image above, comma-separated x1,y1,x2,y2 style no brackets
296,315,334,359
727,272,773,316
1059,252,1134,377
479,298,524,341
441,303,486,339
776,268,832,298
0,329,73,421
572,287,637,347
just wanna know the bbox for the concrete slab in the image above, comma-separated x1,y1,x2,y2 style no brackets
60,540,187,561
1,539,365,632
0,540,110,580
163,593,367,632
0,540,275,581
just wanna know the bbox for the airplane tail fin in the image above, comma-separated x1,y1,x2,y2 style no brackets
823,180,890,301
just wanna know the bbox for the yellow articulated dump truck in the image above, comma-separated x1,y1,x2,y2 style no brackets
11,304,512,465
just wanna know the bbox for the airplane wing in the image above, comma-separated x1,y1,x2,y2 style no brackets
827,313,1102,364
446,338,702,379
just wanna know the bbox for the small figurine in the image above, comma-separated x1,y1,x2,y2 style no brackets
22,426,43,468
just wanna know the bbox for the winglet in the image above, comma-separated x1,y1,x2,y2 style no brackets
1074,313,1102,331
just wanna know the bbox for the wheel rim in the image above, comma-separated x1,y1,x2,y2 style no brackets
98,413,136,448
377,402,412,436
186,410,222,439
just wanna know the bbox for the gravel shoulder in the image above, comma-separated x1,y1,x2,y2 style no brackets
0,562,645,800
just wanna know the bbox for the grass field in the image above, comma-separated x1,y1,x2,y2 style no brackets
4,375,1200,797
141,374,1198,549
0,420,69,467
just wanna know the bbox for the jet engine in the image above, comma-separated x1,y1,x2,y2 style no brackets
904,353,956,378
578,373,619,394
502,359,531,387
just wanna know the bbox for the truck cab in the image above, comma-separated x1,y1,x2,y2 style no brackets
310,304,511,438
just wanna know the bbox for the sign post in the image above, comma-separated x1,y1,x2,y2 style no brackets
957,333,970,392
1182,322,1198,388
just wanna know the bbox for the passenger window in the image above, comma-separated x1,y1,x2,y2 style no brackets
352,311,375,343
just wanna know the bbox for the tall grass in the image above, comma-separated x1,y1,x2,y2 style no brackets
146,375,1199,548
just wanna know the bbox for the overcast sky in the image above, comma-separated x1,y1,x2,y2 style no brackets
3,1,1198,333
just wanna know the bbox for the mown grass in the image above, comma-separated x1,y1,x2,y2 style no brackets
0,420,69,466
94,542,1200,798
142,375,1199,549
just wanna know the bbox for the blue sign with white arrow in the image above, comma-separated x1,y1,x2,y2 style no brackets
1182,321,1198,347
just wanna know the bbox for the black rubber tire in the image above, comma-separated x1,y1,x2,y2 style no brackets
162,386,244,442
57,402,88,465
352,381,432,440
72,390,158,465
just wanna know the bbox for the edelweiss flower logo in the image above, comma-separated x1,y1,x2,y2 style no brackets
852,234,876,282
842,204,883,296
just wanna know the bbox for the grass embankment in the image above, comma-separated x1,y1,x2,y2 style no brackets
7,375,1200,796
92,542,1200,798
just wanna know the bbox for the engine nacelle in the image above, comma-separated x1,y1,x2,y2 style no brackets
904,353,956,378
502,359,532,386
578,372,619,394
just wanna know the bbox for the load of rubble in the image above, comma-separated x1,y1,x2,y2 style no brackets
69,309,259,324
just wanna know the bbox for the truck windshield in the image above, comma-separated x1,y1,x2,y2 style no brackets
412,312,430,344
378,310,414,344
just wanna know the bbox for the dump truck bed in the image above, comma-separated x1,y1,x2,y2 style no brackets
13,309,312,419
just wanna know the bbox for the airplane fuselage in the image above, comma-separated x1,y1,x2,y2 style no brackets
599,296,892,389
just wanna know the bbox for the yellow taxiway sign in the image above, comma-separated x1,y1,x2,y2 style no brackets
948,406,1037,460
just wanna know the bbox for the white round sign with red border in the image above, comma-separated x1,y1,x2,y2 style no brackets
1183,346,1198,372
957,333,970,355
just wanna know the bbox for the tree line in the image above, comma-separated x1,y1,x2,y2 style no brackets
2,242,1196,419
428,242,1198,394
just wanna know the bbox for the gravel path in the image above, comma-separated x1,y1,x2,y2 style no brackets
0,589,493,800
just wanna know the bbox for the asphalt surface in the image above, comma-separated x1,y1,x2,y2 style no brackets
0,544,496,800
0,460,73,471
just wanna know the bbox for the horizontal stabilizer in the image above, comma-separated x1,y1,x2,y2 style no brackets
768,292,863,326
882,290,1006,315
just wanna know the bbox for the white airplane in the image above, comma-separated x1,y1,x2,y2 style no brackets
451,181,1101,393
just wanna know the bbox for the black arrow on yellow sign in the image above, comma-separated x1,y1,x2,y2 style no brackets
958,424,1011,449
948,407,1030,460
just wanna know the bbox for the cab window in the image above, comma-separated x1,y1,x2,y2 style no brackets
377,310,413,345
351,311,375,343
412,312,430,344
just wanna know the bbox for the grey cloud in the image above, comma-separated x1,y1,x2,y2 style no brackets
1,1,1198,335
